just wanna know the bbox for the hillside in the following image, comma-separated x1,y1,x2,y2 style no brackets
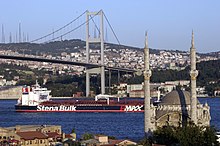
1,39,218,56
0,59,219,96
128,59,220,95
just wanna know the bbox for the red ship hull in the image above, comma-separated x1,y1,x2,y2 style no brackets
15,99,145,112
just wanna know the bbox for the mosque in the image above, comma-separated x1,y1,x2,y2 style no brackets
144,32,211,133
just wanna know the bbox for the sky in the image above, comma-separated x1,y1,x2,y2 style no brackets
0,0,220,53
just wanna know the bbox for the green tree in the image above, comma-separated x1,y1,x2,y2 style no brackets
71,128,75,133
153,126,178,146
138,137,152,146
108,135,116,140
82,133,94,140
201,126,219,146
176,123,203,146
141,124,219,146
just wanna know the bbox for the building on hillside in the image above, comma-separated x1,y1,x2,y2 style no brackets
127,83,159,98
0,79,6,86
129,90,144,98
126,84,143,94
162,83,176,93
117,83,128,97
214,89,220,96
129,90,158,98
80,134,137,146
174,80,190,86
0,125,66,146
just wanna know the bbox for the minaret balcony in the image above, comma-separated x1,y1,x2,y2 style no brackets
144,70,152,80
190,70,198,79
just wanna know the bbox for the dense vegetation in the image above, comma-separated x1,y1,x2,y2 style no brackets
128,59,220,95
0,39,152,55
140,124,219,146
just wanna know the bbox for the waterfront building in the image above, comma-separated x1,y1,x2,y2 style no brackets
0,125,69,146
0,86,22,99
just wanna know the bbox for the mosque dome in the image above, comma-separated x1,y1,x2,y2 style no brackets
155,89,203,127
159,90,199,106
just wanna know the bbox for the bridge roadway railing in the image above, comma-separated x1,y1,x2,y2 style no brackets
0,54,137,73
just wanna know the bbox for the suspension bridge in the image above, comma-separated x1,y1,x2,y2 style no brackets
0,10,139,97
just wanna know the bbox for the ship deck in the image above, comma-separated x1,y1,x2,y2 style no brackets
41,99,144,106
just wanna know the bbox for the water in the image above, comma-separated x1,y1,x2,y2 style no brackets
0,98,220,140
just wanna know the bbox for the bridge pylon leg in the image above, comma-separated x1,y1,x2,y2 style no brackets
86,71,90,97
101,66,105,95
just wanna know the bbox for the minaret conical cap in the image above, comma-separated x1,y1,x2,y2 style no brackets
145,31,148,49
191,30,194,48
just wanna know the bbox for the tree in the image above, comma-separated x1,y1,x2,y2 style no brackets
152,126,178,146
141,124,219,146
138,137,152,146
82,133,94,140
108,135,116,140
71,128,75,133
201,126,220,146
175,123,203,146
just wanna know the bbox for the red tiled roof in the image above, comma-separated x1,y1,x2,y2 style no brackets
108,139,124,145
16,131,48,140
108,139,137,145
8,139,19,143
65,134,74,139
130,90,144,92
46,132,61,138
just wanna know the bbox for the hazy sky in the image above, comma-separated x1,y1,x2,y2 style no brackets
0,0,219,53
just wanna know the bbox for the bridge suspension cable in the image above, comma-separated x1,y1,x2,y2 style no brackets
43,10,102,43
90,15,101,36
30,10,87,43
30,10,121,47
88,11,121,46
103,12,121,46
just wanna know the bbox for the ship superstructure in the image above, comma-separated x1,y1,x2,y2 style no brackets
17,81,51,106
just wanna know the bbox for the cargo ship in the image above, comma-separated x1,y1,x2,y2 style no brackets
15,82,144,112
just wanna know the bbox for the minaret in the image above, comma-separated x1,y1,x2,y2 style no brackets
190,31,198,124
144,32,152,134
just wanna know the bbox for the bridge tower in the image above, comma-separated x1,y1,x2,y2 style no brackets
86,10,105,97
